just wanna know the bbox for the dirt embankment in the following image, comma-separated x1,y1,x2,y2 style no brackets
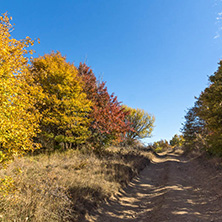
88,150,222,222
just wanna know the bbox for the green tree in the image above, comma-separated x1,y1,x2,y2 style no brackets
29,52,91,149
196,61,222,154
181,106,207,151
122,105,155,144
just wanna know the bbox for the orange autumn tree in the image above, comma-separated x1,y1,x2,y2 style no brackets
0,13,40,163
29,52,91,149
78,63,130,149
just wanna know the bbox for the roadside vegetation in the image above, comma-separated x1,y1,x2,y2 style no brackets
0,146,151,221
150,134,184,153
182,60,222,156
0,13,154,221
2,9,222,221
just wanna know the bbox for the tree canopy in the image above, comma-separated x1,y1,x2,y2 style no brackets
169,134,184,147
182,61,222,155
78,63,130,148
0,13,41,163
29,52,92,149
122,105,155,144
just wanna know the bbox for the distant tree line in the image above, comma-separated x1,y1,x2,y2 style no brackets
151,134,184,153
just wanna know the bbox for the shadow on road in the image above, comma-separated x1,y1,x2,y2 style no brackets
88,151,222,222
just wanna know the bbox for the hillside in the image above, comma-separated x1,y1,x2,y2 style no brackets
0,146,150,221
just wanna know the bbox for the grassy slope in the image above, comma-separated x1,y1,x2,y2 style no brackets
0,146,151,222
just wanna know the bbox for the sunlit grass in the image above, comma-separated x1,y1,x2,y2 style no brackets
0,146,150,221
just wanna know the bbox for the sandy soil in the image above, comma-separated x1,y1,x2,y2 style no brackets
87,150,222,222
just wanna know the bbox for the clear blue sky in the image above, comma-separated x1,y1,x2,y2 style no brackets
2,0,222,143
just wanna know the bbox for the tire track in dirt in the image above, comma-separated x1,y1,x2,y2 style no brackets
87,150,222,222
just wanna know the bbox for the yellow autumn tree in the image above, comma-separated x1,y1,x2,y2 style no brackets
122,105,155,145
0,13,41,164
29,52,91,149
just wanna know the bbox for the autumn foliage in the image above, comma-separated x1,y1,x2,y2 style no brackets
28,52,92,149
78,63,131,148
122,105,155,145
0,13,157,217
169,134,184,147
0,13,40,164
0,12,155,164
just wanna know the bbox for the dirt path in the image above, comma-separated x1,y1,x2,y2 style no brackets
87,150,222,222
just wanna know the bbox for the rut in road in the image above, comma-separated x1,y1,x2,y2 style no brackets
87,150,222,222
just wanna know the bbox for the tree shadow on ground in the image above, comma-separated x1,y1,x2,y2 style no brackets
89,152,222,222
68,152,150,221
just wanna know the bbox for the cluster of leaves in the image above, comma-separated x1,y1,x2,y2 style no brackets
169,134,184,147
182,106,207,151
0,13,41,164
0,13,155,165
122,105,155,145
152,139,171,153
78,63,132,149
29,53,92,149
151,134,184,153
182,61,222,155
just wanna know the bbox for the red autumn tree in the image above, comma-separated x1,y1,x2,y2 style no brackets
78,62,130,148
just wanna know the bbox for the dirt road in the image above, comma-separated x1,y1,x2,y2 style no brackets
88,150,222,221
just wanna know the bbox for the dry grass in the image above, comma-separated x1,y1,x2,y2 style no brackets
0,146,151,221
